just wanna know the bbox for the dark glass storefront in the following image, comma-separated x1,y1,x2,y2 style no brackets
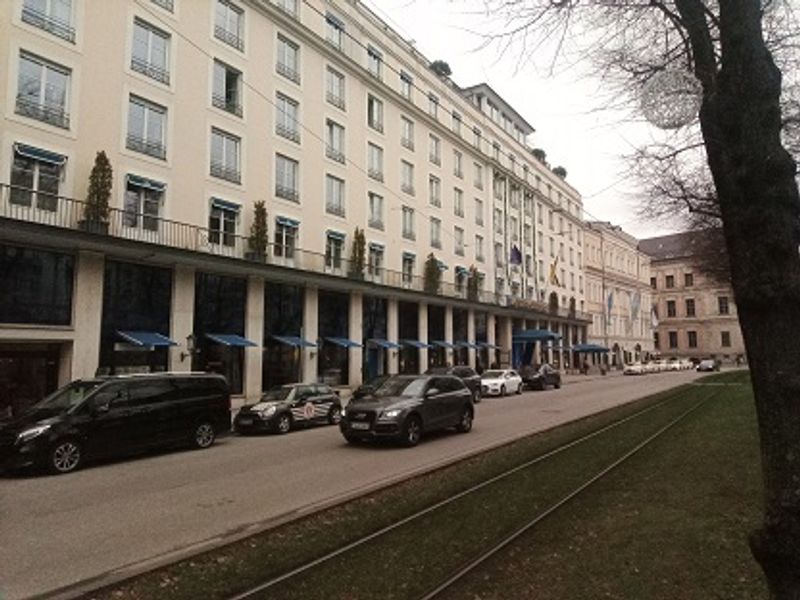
0,244,73,325
362,296,388,380
263,282,304,389
398,301,419,374
193,272,247,394
453,308,468,365
99,260,172,375
427,305,446,368
318,290,350,385
475,312,488,373
0,343,60,418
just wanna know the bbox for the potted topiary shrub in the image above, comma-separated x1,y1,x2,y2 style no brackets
423,253,442,295
348,227,366,280
79,151,112,234
246,200,268,261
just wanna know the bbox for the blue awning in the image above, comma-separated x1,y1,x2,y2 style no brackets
437,260,448,271
326,229,346,241
455,266,469,276
369,241,385,250
431,340,456,349
455,341,481,349
14,143,67,166
402,251,416,259
276,216,299,227
401,339,432,349
116,331,177,347
206,333,257,347
325,337,362,348
477,342,501,350
211,197,240,212
126,174,166,192
272,335,316,348
367,338,401,349
573,343,610,353
512,329,562,343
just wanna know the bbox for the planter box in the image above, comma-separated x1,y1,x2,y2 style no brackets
78,219,109,235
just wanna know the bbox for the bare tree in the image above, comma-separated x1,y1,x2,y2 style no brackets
475,1,800,596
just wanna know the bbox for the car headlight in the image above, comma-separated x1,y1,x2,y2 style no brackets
380,409,402,419
16,424,51,444
256,406,277,418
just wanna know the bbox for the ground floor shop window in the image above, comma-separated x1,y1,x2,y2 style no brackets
318,290,350,385
0,343,60,418
263,282,305,389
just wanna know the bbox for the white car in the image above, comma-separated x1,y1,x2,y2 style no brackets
480,369,523,396
666,358,681,371
623,362,644,375
680,358,694,370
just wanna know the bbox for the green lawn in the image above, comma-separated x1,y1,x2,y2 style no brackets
88,372,765,600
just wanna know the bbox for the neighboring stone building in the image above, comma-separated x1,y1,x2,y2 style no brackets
584,222,654,367
639,232,746,363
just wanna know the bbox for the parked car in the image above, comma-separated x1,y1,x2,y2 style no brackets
352,375,392,401
519,364,562,390
666,358,681,371
0,373,230,475
623,362,644,375
696,359,720,372
425,366,482,402
234,383,342,435
339,375,473,446
680,358,694,370
480,369,523,396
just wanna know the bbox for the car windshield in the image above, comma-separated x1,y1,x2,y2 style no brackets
373,377,428,398
482,370,504,379
261,387,293,402
33,380,103,412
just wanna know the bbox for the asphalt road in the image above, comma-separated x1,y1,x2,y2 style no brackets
0,371,704,600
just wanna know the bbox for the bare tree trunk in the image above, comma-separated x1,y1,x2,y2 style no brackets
675,0,800,596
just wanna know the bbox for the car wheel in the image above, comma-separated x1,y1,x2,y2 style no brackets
192,421,216,449
401,415,422,447
455,406,473,433
554,379,561,389
48,439,83,475
328,406,342,425
473,389,482,404
500,385,506,397
344,433,362,445
516,383,522,394
276,413,293,434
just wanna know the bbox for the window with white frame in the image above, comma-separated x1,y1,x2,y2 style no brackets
454,226,464,256
22,0,75,42
429,134,441,165
132,19,170,84
367,143,384,182
454,188,464,217
326,13,344,50
474,163,483,189
214,0,244,51
325,66,345,109
367,45,382,79
402,206,415,240
538,259,544,281
549,237,555,257
274,218,298,258
401,161,414,195
524,224,532,246
367,94,383,132
429,175,441,207
401,116,414,150
10,143,64,211
16,52,71,129
494,208,503,234
325,232,344,269
400,71,412,99
453,149,463,178
152,0,174,11
325,119,345,163
525,254,533,276
368,192,383,229
276,93,300,143
537,202,543,224
475,235,484,262
510,216,518,241
452,111,462,136
428,93,438,118
325,174,345,217
569,247,574,266
127,95,167,160
495,242,503,267
538,232,544,253
274,0,298,18
475,198,484,226
213,59,242,116
368,244,384,276
209,198,239,246
430,217,441,249
124,175,163,231
402,253,414,283
210,128,240,183
276,35,300,83
275,154,299,201
473,127,482,149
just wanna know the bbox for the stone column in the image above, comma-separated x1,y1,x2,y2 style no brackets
169,265,195,372
302,286,319,382
467,308,476,369
499,316,513,367
244,276,264,401
444,304,454,366
349,292,364,387
71,251,104,379
487,312,497,367
387,298,399,375
418,301,428,373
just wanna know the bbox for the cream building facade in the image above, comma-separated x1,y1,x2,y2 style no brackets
639,232,746,363
583,221,654,367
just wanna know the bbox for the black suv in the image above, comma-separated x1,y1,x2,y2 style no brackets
340,374,474,446
234,383,342,434
0,373,231,475
424,366,482,402
519,364,562,390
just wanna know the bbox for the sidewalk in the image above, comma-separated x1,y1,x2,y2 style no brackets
562,368,625,385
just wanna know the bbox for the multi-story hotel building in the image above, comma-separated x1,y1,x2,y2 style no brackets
583,221,654,367
0,0,589,415
639,232,746,363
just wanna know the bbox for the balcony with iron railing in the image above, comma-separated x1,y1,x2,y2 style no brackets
22,5,75,42
326,146,345,163
15,96,70,129
367,169,384,183
152,0,175,10
126,134,166,160
276,62,301,84
401,138,415,151
0,182,591,320
131,57,170,85
326,92,345,110
275,184,299,203
276,123,300,143
214,25,244,51
212,93,242,117
325,202,345,218
209,161,241,184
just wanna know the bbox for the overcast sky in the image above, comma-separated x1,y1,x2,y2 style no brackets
365,0,683,239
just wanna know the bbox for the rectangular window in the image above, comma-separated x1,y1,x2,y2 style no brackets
454,226,464,256
569,247,574,266
214,0,244,51
495,243,503,267
152,0,174,11
325,175,345,217
10,144,64,211
367,94,384,132
402,254,414,284
549,237,555,257
473,127,482,149
274,0,298,18
16,52,70,129
402,206,415,240
430,217,441,249
209,199,239,246
368,192,383,229
475,198,484,226
209,128,240,183
688,331,697,348
685,298,696,317
718,296,730,315
537,232,544,253
212,59,242,116
452,111,462,136
492,143,500,161
325,119,345,163
275,93,300,143
325,13,344,50
276,35,300,83
685,273,694,287
473,163,483,190
400,71,412,99
429,134,441,165
22,0,75,42
325,233,344,270
325,66,345,109
511,216,519,241
454,188,464,217
368,245,384,277
475,235,484,262
428,93,438,118
429,175,441,207
721,331,731,347
668,331,678,349
667,300,676,317
538,259,544,281
401,116,414,150
654,332,660,350
367,45,382,79
524,224,532,246
559,241,564,260
453,150,463,178
401,161,414,195
650,276,657,289
127,95,167,159
275,154,299,202
494,208,503,235
537,202,543,224
132,19,169,84
666,274,675,288
274,219,297,258
123,175,163,231
367,143,384,182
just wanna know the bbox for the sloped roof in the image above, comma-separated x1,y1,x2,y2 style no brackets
638,231,708,261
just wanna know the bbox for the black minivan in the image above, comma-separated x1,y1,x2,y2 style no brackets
0,373,231,475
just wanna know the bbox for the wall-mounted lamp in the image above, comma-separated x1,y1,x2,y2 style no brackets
180,333,199,362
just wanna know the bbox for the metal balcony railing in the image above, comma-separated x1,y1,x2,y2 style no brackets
325,202,345,217
152,0,175,10
275,184,299,203
368,169,384,182
214,25,244,51
209,161,241,184
401,138,415,151
326,147,345,163
276,123,300,143
22,5,75,42
326,92,345,110
131,57,170,85
276,62,300,84
126,135,167,160
15,96,70,129
212,93,242,117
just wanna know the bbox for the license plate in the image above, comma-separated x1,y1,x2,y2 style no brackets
238,417,253,426
350,422,370,431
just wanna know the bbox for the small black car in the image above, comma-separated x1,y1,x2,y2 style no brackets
0,373,231,475
519,364,562,390
424,366,482,402
234,383,342,434
340,375,474,447
352,374,392,400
